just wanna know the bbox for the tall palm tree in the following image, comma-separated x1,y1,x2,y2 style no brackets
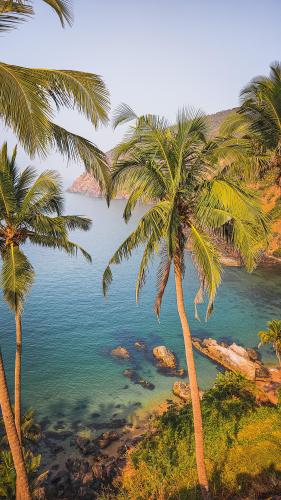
0,142,92,497
103,107,268,498
258,320,281,367
0,0,110,191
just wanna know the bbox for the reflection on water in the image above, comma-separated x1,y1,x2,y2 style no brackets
0,194,280,430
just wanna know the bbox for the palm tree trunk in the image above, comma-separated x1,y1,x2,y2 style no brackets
15,310,22,444
174,264,210,499
0,350,31,500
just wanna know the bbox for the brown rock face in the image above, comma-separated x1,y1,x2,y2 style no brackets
192,337,270,381
152,346,177,369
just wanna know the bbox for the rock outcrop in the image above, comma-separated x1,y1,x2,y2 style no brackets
152,346,177,369
192,337,270,381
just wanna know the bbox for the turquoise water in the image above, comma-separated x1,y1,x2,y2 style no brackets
0,193,281,431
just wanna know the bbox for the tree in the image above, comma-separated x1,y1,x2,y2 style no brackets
258,320,281,367
0,350,31,500
220,62,281,183
0,142,92,497
0,0,110,191
103,107,268,498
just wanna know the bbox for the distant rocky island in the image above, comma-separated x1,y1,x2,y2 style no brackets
67,108,236,198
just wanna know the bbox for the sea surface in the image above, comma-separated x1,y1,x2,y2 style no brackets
0,194,281,432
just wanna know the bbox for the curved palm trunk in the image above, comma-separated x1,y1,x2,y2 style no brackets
174,265,210,499
15,310,22,444
0,350,31,500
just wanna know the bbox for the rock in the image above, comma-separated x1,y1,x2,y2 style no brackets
229,343,250,360
246,347,260,361
173,381,191,401
152,346,177,369
123,368,138,380
75,436,99,456
192,337,271,381
134,340,147,350
138,379,155,390
111,346,130,358
95,430,119,449
175,368,186,377
110,418,127,428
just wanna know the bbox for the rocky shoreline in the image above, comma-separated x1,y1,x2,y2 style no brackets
34,337,281,498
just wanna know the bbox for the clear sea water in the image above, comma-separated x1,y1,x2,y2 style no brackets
0,194,280,432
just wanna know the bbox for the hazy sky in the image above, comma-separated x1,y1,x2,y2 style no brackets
2,0,281,184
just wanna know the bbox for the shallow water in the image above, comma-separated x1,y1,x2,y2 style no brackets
0,194,280,432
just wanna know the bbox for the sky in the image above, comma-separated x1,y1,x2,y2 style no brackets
1,0,281,185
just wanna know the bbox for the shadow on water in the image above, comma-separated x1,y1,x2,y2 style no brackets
40,396,143,433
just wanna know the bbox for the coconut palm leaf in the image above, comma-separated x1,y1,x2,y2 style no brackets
0,0,72,33
0,1,33,32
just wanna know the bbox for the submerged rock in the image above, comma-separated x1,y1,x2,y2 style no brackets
111,346,130,358
192,337,271,381
123,368,155,390
134,340,147,350
152,346,177,369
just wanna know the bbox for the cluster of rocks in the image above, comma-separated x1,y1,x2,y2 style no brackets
111,342,185,392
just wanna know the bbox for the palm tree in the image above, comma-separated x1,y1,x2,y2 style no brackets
220,62,281,183
103,107,268,498
258,320,281,367
0,142,92,497
0,0,110,191
0,349,31,500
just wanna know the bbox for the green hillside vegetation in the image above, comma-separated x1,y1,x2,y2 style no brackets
108,373,281,499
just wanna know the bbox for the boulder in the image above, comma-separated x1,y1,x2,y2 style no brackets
152,346,177,369
75,436,99,456
111,346,130,358
172,381,191,401
192,337,271,381
138,379,155,390
95,431,119,449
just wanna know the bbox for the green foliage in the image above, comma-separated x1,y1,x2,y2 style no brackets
111,373,281,499
258,320,281,366
0,1,110,191
203,371,256,418
0,143,92,312
273,247,281,257
104,107,268,322
0,449,42,499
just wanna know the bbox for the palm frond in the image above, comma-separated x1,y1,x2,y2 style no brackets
112,103,137,129
189,224,222,320
154,243,172,319
50,123,110,193
0,1,33,32
42,0,72,27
